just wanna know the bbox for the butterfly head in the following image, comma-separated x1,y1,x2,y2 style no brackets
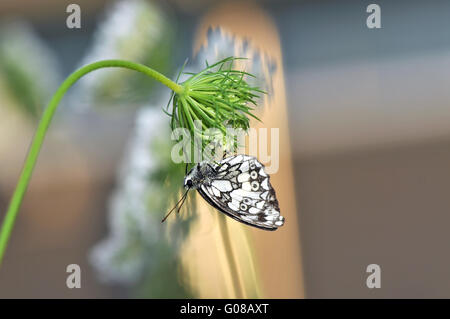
184,163,201,189
184,162,216,189
184,177,194,189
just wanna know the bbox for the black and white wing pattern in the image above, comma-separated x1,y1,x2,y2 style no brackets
197,155,284,230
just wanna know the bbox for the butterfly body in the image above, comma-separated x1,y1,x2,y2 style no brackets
184,155,285,231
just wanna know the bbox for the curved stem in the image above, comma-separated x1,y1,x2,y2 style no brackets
0,59,183,266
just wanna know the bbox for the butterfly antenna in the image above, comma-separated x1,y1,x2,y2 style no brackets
161,188,189,223
176,191,189,214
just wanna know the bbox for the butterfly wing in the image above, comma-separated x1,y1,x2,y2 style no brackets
198,155,285,231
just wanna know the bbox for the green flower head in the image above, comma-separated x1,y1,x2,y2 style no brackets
167,57,264,156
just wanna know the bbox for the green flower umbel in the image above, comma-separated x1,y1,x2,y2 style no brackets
167,57,264,155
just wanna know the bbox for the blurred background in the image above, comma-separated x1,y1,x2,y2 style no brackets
1,0,450,298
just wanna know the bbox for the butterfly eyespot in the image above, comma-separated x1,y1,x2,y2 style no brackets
251,181,260,191
275,219,284,227
243,198,251,205
250,171,258,179
240,203,248,211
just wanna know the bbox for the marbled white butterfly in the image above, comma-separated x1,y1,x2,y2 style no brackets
162,155,285,231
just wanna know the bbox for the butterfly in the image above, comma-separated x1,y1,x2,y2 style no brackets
162,154,285,231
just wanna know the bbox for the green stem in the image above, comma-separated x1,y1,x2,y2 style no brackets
0,59,183,267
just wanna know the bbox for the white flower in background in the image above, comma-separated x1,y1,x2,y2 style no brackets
81,0,164,66
90,107,167,284
73,0,174,108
